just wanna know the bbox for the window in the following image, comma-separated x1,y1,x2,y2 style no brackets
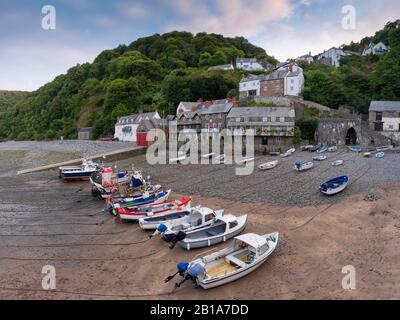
389,124,394,130
205,214,214,222
262,136,268,145
291,86,294,91
376,112,382,121
291,79,294,84
229,221,238,229
236,117,240,122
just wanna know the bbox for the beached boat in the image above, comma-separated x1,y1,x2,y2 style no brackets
294,161,314,172
111,189,171,211
376,146,392,152
156,207,225,240
376,152,385,158
320,176,349,196
59,159,101,181
215,154,226,164
176,232,279,290
201,153,215,159
269,151,280,156
280,150,292,158
317,145,328,153
328,146,338,152
363,152,372,158
301,145,314,151
259,160,279,171
116,196,190,222
308,145,320,152
177,214,248,250
332,160,344,166
238,157,255,164
313,155,327,161
349,146,362,152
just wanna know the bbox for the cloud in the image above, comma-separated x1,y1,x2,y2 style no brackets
118,2,148,19
167,0,293,38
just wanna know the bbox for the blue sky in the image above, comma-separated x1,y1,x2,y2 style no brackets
0,0,398,91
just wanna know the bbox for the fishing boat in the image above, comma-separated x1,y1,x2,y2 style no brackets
376,152,385,158
349,146,362,152
332,160,344,166
59,159,101,181
328,146,338,152
317,145,328,153
294,161,314,172
313,155,327,161
176,232,279,290
111,189,171,213
177,214,248,250
116,196,190,222
154,207,225,238
320,176,349,196
259,160,278,171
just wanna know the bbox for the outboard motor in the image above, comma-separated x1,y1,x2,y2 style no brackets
168,231,186,249
175,263,205,289
164,262,189,283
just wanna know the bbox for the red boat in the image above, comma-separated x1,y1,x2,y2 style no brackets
117,198,192,221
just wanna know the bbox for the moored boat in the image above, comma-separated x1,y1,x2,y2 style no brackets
320,176,349,196
59,159,101,181
177,214,248,250
328,146,338,152
294,161,314,172
313,155,327,161
168,232,279,290
259,160,278,171
332,160,344,166
349,146,362,152
376,152,385,158
317,145,328,153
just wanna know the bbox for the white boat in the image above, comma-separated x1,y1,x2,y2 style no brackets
170,152,186,164
317,146,328,153
187,232,279,289
313,155,327,161
328,146,338,152
287,148,296,154
215,154,226,164
158,207,225,240
178,214,248,250
320,176,349,196
280,152,292,158
376,146,392,152
363,152,372,158
301,145,314,151
238,157,255,165
259,160,279,171
376,152,385,158
332,160,344,166
201,153,215,159
59,159,101,181
294,161,314,172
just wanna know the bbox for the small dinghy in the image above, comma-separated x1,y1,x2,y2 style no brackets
317,145,328,153
176,214,248,250
269,151,280,156
201,153,215,159
154,207,225,239
167,232,279,290
59,159,101,181
313,155,327,161
280,151,292,158
363,152,372,158
376,146,392,152
332,160,344,166
301,145,314,151
115,196,190,222
320,176,349,196
308,145,321,152
349,146,362,152
238,157,255,164
328,146,338,152
259,160,278,171
376,152,385,158
294,161,314,172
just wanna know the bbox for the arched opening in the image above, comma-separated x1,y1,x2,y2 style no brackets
346,127,357,145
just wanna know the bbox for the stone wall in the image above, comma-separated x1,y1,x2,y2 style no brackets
316,119,362,146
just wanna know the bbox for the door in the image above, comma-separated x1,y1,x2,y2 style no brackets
374,122,383,132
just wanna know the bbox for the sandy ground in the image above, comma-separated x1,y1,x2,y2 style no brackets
0,144,399,300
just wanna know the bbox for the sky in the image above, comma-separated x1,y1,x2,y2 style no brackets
0,0,398,91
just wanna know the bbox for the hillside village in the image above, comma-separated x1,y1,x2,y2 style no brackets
109,38,399,153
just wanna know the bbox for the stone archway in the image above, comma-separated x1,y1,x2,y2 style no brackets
346,127,357,145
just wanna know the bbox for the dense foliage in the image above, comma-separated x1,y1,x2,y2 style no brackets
303,20,400,114
0,91,29,112
0,32,276,140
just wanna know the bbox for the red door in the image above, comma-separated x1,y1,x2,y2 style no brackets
136,132,147,146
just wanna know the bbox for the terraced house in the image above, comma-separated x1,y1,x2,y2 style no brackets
369,101,400,142
226,106,295,153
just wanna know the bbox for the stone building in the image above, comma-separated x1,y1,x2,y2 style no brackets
199,102,233,134
315,118,362,146
78,127,92,140
226,106,295,153
175,112,201,133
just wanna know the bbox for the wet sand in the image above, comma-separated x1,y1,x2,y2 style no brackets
0,146,399,300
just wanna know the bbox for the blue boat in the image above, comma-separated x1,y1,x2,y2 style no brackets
320,176,349,196
376,152,385,158
349,146,362,152
112,189,171,210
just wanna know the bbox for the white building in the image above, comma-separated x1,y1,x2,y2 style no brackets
317,47,359,67
284,71,304,96
236,58,266,71
208,64,234,71
296,52,314,64
114,111,160,142
239,75,262,98
362,42,389,56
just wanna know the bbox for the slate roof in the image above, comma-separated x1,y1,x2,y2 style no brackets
116,112,159,125
227,107,295,118
369,101,400,112
200,103,233,115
